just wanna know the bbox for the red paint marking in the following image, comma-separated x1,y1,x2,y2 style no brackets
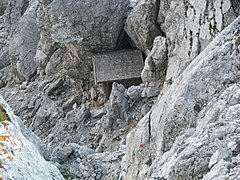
139,143,144,149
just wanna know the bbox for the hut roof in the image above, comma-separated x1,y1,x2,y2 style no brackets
93,49,143,83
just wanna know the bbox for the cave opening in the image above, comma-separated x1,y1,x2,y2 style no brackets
115,29,134,50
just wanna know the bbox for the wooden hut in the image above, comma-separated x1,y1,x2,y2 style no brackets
93,49,143,98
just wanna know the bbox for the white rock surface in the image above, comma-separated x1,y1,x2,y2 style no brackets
110,82,129,120
209,148,231,168
141,36,168,83
125,0,161,54
121,16,240,180
127,85,144,101
158,0,239,86
0,96,64,180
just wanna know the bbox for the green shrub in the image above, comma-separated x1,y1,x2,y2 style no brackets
0,105,9,122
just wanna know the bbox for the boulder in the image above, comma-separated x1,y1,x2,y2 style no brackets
9,0,40,81
141,82,160,98
125,0,161,54
42,0,130,52
203,160,232,180
110,82,129,120
141,102,152,115
127,85,144,101
141,36,168,83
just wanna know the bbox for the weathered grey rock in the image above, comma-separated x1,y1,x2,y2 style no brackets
43,77,64,96
42,0,130,52
45,48,64,76
62,95,80,111
50,142,125,180
0,0,8,16
141,102,152,115
141,82,160,98
141,36,168,83
203,160,232,180
0,66,13,88
90,108,107,119
121,112,152,179
9,0,40,81
125,0,161,54
0,96,64,180
127,85,144,101
121,17,240,180
158,0,240,86
51,144,74,163
30,97,63,138
110,82,129,120
45,104,95,154
129,0,139,8
34,49,48,76
209,148,231,168
1,1,240,180
228,141,240,155
0,50,10,69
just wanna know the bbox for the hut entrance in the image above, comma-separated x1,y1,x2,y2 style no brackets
103,78,142,98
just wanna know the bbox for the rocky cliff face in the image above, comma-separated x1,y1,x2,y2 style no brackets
0,96,64,179
0,0,239,179
122,16,240,180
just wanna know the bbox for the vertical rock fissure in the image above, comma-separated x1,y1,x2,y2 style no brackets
155,0,166,38
220,0,224,31
148,110,152,144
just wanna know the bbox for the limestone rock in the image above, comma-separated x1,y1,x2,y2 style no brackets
121,17,240,180
0,96,64,180
129,0,139,8
45,48,64,76
0,50,10,70
127,84,144,101
45,104,93,153
62,95,80,111
110,82,129,120
158,0,240,85
43,77,64,96
141,36,168,83
121,112,152,180
125,0,161,54
1,1,240,180
0,66,13,88
0,0,8,16
30,97,63,139
42,0,130,52
141,82,160,98
51,144,74,163
50,143,125,180
90,108,107,119
141,102,152,115
9,0,40,81
203,160,232,180
209,148,231,168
